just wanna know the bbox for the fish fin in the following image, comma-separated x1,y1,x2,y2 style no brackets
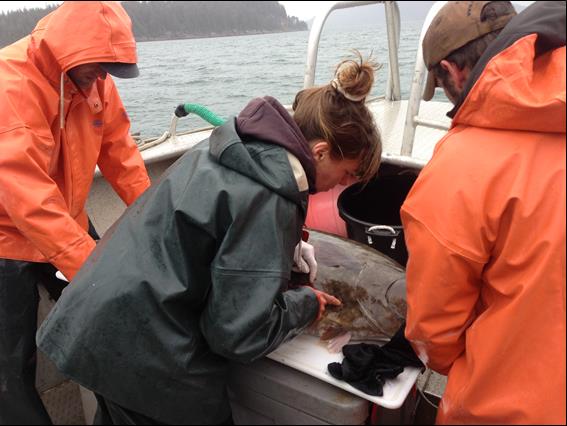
320,325,346,341
327,332,352,353
304,323,323,338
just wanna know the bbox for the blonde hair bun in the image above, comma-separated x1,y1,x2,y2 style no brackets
332,50,380,102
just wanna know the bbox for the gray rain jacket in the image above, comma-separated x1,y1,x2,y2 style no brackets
36,97,319,424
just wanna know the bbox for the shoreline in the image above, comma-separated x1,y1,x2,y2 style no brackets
135,28,308,44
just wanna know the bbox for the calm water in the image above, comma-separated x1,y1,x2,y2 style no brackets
114,22,424,138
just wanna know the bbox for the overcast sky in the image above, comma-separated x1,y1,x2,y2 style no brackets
0,1,59,13
0,1,536,19
280,1,535,20
0,1,334,20
279,1,335,20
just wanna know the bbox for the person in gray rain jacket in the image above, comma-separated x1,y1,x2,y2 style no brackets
36,53,382,425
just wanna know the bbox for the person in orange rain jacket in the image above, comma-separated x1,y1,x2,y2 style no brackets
0,2,150,424
401,1,566,424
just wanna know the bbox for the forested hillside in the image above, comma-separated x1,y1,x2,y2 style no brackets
0,1,307,47
0,5,58,47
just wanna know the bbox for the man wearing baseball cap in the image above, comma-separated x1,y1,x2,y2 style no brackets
0,2,150,423
401,1,565,424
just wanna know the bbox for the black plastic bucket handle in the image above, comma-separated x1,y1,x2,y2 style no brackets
366,225,402,250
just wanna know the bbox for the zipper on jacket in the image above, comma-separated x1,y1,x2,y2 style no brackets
60,73,65,129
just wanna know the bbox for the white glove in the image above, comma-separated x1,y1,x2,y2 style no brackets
55,270,69,282
293,241,318,283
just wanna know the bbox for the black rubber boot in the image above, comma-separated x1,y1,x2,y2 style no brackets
0,259,53,425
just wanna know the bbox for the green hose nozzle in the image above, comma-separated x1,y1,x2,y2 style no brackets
174,103,225,127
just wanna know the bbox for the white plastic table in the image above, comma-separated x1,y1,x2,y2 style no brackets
267,334,421,409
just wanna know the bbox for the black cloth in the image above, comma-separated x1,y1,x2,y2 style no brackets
327,323,424,397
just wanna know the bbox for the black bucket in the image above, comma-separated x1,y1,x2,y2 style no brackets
338,172,417,266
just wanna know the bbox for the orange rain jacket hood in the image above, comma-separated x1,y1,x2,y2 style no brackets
402,2,566,424
0,1,150,280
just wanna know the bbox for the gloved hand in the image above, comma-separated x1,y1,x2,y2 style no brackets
42,270,68,302
303,286,341,321
293,241,318,283
55,270,69,282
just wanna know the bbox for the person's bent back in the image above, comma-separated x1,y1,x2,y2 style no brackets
402,2,566,424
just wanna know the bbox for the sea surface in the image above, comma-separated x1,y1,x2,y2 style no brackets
114,21,425,139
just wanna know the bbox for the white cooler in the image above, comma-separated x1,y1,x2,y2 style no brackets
228,335,420,425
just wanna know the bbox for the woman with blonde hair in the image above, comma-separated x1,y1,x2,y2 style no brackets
37,52,382,425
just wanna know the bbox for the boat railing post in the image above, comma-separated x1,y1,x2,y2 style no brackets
303,1,385,89
401,1,448,156
384,1,401,101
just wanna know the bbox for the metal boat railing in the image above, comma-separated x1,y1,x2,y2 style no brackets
303,1,450,161
135,1,452,168
401,1,449,155
303,1,401,102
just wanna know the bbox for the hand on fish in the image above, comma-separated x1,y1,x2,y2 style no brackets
303,286,342,321
302,284,348,353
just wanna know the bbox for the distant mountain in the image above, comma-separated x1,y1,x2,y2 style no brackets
123,1,307,42
0,1,308,48
304,1,528,30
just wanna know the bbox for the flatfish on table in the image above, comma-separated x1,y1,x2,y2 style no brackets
291,230,407,352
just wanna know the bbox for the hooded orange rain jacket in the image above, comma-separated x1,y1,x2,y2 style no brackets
401,3,566,424
0,2,150,280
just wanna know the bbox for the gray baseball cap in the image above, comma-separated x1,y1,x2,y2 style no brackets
100,62,139,79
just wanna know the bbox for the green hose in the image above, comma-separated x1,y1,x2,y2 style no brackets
175,103,225,127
